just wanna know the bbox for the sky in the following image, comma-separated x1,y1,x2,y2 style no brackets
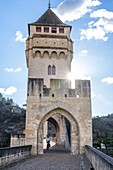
0,0,113,117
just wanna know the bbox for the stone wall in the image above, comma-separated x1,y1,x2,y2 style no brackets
85,145,113,170
25,87,92,155
26,24,73,88
0,145,32,167
10,134,25,147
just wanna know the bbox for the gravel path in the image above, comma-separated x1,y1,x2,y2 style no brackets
2,152,91,170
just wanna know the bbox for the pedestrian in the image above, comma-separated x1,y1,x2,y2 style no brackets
46,134,50,149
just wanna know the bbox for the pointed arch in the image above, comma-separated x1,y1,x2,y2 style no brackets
52,65,56,75
37,108,79,155
48,65,51,75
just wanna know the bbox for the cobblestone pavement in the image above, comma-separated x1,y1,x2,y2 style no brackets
2,152,91,170
2,145,91,170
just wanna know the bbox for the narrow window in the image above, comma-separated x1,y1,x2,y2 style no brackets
65,94,67,97
52,94,54,97
48,65,51,75
59,28,64,33
44,27,49,32
52,65,56,75
36,27,41,32
51,27,57,33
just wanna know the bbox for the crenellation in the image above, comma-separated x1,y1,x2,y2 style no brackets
27,78,91,99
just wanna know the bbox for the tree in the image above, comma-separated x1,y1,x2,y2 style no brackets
0,93,26,147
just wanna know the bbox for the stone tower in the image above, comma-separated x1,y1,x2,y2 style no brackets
25,5,92,155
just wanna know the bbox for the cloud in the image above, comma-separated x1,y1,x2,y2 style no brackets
90,9,113,19
15,31,26,42
80,9,113,41
101,77,113,84
53,0,101,22
0,86,17,95
80,26,108,41
79,50,88,56
5,67,22,72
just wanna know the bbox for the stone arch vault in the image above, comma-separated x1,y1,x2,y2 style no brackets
37,108,80,155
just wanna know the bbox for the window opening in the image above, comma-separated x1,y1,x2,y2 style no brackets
65,94,67,97
36,27,41,32
51,27,57,33
48,65,51,75
77,94,79,99
52,65,56,75
59,28,64,33
44,27,49,33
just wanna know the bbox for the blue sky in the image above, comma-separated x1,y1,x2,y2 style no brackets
0,0,113,117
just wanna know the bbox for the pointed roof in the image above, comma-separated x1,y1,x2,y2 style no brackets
29,8,71,27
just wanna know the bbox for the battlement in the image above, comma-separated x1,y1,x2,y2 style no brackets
27,78,91,98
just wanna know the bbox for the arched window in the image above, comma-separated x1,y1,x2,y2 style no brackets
48,65,51,75
52,65,56,75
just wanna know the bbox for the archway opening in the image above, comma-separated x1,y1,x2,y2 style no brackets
43,117,60,150
37,108,79,154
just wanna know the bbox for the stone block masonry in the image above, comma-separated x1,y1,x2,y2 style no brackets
0,145,32,168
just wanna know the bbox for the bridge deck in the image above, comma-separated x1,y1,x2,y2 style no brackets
2,145,91,170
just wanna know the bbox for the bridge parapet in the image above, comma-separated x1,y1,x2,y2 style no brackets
85,145,113,170
0,145,32,167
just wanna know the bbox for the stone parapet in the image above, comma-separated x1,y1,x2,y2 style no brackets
0,145,32,168
27,78,91,98
85,145,113,170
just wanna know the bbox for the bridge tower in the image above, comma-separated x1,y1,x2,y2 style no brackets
25,5,92,155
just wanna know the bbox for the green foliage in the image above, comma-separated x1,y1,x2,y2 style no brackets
93,113,113,148
93,139,101,148
0,93,26,148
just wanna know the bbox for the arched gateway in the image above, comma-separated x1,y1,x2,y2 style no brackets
25,5,92,155
37,108,79,154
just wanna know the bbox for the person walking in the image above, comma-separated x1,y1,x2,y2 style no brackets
46,134,50,150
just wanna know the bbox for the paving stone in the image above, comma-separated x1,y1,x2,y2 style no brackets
2,152,91,170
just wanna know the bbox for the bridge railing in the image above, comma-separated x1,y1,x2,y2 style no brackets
85,145,113,170
0,145,32,167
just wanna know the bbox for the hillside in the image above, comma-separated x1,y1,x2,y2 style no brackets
93,114,113,148
0,93,25,147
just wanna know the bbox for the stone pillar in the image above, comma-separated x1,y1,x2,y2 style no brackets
56,126,60,144
37,125,44,154
43,121,47,138
71,121,79,155
25,120,38,155
60,116,66,145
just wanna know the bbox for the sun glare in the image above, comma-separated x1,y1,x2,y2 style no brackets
67,70,91,89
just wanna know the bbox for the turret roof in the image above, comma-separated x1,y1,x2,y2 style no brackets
29,8,71,27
